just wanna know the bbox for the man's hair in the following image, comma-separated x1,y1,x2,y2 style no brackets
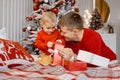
40,11,57,26
58,12,83,30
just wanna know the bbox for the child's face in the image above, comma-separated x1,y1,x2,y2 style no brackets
41,22,56,34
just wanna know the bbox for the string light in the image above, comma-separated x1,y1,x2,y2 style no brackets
83,10,92,28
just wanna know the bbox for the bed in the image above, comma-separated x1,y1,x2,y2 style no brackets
0,38,120,80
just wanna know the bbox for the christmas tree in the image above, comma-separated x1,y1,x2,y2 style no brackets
89,8,104,30
22,0,79,54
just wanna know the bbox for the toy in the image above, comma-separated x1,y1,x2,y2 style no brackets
36,51,53,65
36,42,64,66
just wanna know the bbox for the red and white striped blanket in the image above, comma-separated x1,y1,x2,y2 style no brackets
0,60,120,80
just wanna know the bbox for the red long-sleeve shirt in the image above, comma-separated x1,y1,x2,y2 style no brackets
35,29,65,55
65,28,116,61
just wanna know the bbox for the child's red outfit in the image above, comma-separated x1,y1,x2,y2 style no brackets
35,29,65,55
65,28,116,60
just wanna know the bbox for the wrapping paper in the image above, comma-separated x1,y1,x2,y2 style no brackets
52,43,64,65
62,59,87,71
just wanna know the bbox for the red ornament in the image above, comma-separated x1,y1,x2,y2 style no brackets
29,17,32,21
22,27,27,32
59,1,64,5
36,2,40,6
26,17,29,21
35,0,40,3
65,0,69,2
26,17,32,21
74,8,79,12
36,0,40,6
33,0,35,3
52,7,59,14
33,4,39,11
33,15,37,19
71,0,76,6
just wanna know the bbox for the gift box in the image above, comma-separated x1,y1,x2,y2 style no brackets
52,42,64,65
76,50,110,67
62,59,87,71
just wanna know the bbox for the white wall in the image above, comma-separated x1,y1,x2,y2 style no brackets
0,0,3,27
75,0,93,15
106,0,120,59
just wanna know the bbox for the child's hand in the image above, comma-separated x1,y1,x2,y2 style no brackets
47,41,54,48
48,48,54,54
56,39,62,43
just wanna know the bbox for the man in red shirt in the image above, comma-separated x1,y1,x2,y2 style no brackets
58,11,116,63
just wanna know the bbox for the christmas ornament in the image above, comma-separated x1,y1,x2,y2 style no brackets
74,8,79,12
59,1,64,5
33,15,37,19
27,26,32,31
26,17,32,21
33,4,39,11
22,27,27,32
33,0,35,3
71,0,76,6
35,0,40,6
35,0,40,3
44,0,48,3
52,7,59,14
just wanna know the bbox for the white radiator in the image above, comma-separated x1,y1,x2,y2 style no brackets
2,0,33,44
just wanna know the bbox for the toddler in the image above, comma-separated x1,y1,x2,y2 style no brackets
35,11,65,55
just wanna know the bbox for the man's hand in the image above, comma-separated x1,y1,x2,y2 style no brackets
58,48,76,61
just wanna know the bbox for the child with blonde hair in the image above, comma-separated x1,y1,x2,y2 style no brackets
35,11,65,55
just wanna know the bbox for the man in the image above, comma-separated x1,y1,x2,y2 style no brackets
58,11,116,63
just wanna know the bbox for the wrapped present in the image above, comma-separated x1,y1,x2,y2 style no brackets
76,50,110,67
62,59,87,71
52,42,64,65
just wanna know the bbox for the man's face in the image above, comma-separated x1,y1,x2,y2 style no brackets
60,26,75,41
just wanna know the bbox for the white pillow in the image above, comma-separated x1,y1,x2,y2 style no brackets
0,27,8,39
